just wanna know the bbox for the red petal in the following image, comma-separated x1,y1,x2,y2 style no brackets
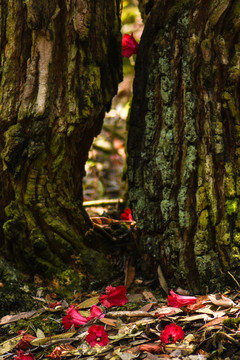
167,289,197,308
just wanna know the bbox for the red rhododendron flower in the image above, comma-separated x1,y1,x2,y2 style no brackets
120,208,134,221
122,34,139,57
88,305,105,320
62,305,104,330
17,331,36,350
86,324,109,347
62,305,89,330
160,323,184,344
167,289,197,308
99,285,128,308
15,350,35,360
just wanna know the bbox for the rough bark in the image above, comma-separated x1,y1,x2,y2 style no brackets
0,0,122,283
128,0,240,292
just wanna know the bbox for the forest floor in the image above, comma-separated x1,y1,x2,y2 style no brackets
1,277,240,360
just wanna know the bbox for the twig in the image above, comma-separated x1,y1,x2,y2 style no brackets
228,271,240,289
83,199,123,207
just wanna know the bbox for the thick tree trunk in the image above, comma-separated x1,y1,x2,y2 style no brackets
128,0,240,293
0,0,122,283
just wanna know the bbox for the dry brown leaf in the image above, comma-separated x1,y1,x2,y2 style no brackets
142,291,158,303
208,294,235,308
197,316,228,331
124,257,135,289
152,306,182,317
176,287,190,296
139,303,153,312
0,310,40,325
178,313,212,323
157,265,168,294
100,317,117,327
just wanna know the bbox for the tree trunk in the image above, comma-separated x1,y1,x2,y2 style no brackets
0,0,122,284
128,0,240,293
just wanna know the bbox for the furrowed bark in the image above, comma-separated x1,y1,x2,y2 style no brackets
128,0,240,292
0,0,122,282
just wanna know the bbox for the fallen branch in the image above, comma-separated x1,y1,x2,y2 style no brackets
83,199,123,207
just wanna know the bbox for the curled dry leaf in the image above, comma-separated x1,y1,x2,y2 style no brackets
139,343,163,354
0,310,41,325
208,294,235,308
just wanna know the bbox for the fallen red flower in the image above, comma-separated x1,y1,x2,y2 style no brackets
139,343,163,354
15,350,35,360
86,324,109,347
62,305,89,330
17,331,36,350
160,323,184,344
46,346,62,360
88,305,105,320
122,34,139,58
99,285,128,308
48,301,62,309
120,208,134,221
62,304,104,330
167,289,197,308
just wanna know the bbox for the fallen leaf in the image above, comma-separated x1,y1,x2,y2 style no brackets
0,310,41,325
208,294,235,308
36,328,45,339
198,316,228,331
178,313,212,323
157,265,168,294
100,317,117,327
139,343,162,354
176,288,190,296
116,350,140,360
124,257,135,289
77,296,99,309
30,331,77,347
0,335,23,356
139,303,153,312
142,291,158,303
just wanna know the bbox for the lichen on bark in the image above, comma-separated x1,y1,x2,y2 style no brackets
0,0,122,284
128,0,240,292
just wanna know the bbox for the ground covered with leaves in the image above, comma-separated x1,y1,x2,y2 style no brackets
1,279,240,360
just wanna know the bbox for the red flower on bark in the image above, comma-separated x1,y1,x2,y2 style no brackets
86,324,109,347
160,323,184,344
62,305,89,329
167,289,197,308
120,208,134,221
15,350,35,360
99,285,128,308
122,34,139,57
17,331,36,350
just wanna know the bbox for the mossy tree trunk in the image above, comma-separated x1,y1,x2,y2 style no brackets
0,0,122,283
128,0,240,293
